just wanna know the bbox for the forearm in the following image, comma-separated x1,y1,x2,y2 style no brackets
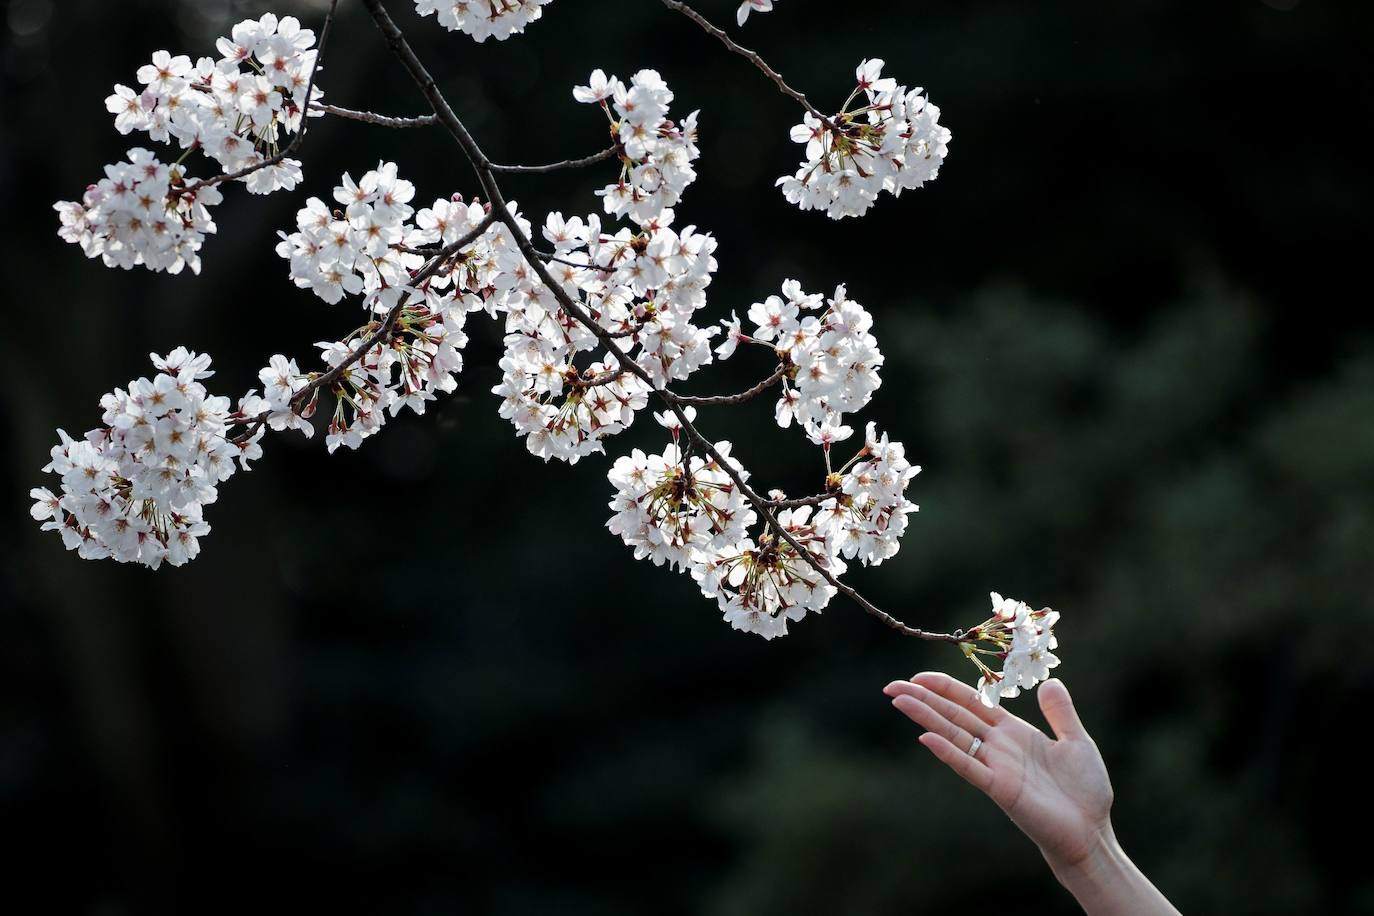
1046,827,1181,916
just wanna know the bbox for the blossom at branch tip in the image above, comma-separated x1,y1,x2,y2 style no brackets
962,593,1062,707
813,421,920,567
413,0,553,42
777,58,951,219
750,281,883,438
577,68,701,227
54,148,223,275
57,13,324,273
31,349,248,569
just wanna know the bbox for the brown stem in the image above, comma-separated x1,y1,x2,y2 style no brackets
361,0,956,642
657,0,838,132
490,146,619,173
312,102,437,128
667,364,786,407
767,493,832,509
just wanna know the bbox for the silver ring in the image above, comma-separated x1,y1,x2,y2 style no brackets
967,736,982,757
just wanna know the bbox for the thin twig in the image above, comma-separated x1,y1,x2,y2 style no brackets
535,249,594,270
361,0,958,643
666,364,786,407
312,102,437,128
767,493,833,509
657,0,837,131
178,0,339,196
490,146,619,174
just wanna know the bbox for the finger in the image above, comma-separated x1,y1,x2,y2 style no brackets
1038,678,1087,742
891,694,977,753
886,681,988,740
908,671,1008,728
918,731,993,792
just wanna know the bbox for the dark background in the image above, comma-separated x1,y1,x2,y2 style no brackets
3,0,1372,912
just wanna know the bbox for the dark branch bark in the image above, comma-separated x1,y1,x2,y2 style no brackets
490,146,619,173
667,364,786,407
767,493,833,509
657,0,838,131
312,102,437,128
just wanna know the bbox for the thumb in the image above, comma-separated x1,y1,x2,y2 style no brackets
1038,678,1088,742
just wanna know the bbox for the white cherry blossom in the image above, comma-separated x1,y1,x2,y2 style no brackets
778,59,951,219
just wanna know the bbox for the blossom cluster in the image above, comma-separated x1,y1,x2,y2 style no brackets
778,59,951,219
276,160,427,305
692,505,843,639
54,14,323,274
606,410,840,640
964,593,1062,707
721,280,883,446
605,415,917,639
54,148,224,275
573,69,701,227
815,421,919,567
413,0,553,42
30,349,248,569
607,418,755,569
274,162,510,450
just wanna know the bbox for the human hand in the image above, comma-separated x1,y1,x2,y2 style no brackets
883,672,1115,872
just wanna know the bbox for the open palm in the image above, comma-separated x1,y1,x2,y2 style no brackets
883,672,1114,870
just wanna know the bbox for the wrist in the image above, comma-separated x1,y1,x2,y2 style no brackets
1045,822,1126,889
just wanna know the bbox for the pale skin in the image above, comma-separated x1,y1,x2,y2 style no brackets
884,673,1181,915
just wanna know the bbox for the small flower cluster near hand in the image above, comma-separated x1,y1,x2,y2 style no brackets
30,349,250,569
961,593,1062,706
573,69,700,227
778,59,951,219
413,0,553,42
54,14,322,274
736,0,776,26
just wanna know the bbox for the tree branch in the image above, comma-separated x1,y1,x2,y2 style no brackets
489,146,619,173
230,209,497,444
767,493,833,509
666,364,786,407
312,102,437,128
361,0,957,643
657,0,837,131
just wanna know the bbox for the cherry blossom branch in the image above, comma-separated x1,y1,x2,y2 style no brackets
767,493,833,509
657,0,838,131
311,101,437,128
229,209,497,444
178,0,339,196
666,364,787,407
489,146,619,173
362,0,961,644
